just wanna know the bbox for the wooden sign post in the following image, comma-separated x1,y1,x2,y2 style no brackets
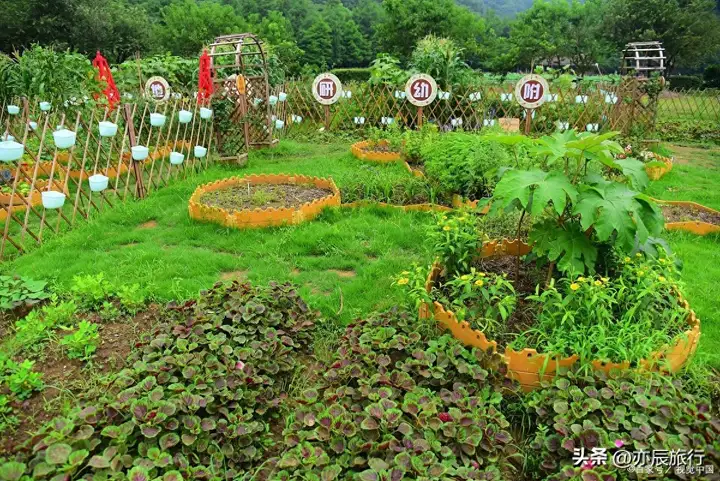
405,74,438,128
312,73,343,130
514,74,549,135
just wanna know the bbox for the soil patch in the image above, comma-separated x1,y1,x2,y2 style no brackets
220,270,249,281
328,269,356,278
662,204,720,225
362,144,400,154
199,183,333,212
138,220,158,229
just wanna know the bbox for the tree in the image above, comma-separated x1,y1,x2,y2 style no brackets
323,0,369,67
157,0,246,57
604,0,720,71
352,0,386,56
299,14,333,69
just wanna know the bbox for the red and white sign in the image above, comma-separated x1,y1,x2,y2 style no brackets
514,74,549,109
405,74,437,107
145,76,170,102
312,73,343,105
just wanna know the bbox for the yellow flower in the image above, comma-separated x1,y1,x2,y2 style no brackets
461,274,472,281
442,216,448,221
624,257,631,263
570,283,580,291
636,270,645,277
594,280,602,286
397,278,409,285
401,271,410,275
443,226,451,231
474,279,484,287
659,258,666,264
636,253,642,258
478,272,486,277
601,277,609,283
577,276,586,282
658,276,666,282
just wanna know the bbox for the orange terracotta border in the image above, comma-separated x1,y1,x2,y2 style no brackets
420,239,700,391
653,198,720,236
403,161,425,178
189,174,341,229
351,140,402,163
342,200,451,213
645,155,673,181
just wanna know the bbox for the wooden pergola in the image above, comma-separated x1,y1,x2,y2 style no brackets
621,41,666,76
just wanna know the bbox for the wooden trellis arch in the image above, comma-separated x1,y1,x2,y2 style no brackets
208,33,276,154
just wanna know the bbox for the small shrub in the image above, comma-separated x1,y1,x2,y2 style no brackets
1,358,43,400
59,320,100,360
0,275,50,311
427,209,481,278
70,273,112,310
116,284,146,315
402,123,438,164
0,394,18,432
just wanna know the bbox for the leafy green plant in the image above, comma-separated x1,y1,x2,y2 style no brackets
489,130,664,276
2,359,43,400
525,369,720,480
70,273,112,310
392,265,432,312
0,394,19,433
368,54,408,86
116,284,146,315
402,123,438,165
0,275,50,311
427,209,480,278
59,320,100,360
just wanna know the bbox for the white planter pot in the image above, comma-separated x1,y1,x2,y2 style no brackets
450,118,464,127
0,141,24,162
41,191,66,209
253,98,262,107
586,123,599,132
343,91,352,99
522,110,536,119
200,108,213,119
169,152,184,165
88,174,109,192
605,94,618,104
7,105,19,115
178,110,192,123
278,92,287,102
2,134,14,142
381,117,394,125
438,91,450,100
150,113,166,127
39,102,51,112
275,119,285,129
483,119,496,127
557,121,570,130
353,117,365,125
131,145,149,161
53,129,76,149
194,146,207,158
29,121,38,131
98,121,118,137
545,93,558,102
575,95,588,104
291,115,302,123
269,95,278,106
469,92,482,101
501,93,513,102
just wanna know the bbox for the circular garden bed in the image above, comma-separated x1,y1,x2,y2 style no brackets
189,174,340,229
655,199,720,235
350,140,402,163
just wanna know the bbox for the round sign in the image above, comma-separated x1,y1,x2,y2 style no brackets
145,76,170,102
312,73,343,105
405,74,438,107
514,74,549,109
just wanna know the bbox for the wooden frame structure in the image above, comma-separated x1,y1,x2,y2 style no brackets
208,33,275,154
621,41,666,76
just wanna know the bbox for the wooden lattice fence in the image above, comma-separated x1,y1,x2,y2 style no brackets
0,97,215,260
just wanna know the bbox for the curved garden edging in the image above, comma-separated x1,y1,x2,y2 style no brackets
419,239,701,391
350,140,402,163
342,200,451,213
645,154,673,181
653,198,720,236
403,162,425,178
189,174,341,229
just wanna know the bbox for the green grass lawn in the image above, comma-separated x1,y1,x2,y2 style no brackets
647,143,720,369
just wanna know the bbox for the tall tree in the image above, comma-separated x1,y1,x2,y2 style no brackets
299,14,333,69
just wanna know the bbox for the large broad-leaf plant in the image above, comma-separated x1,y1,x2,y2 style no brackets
489,130,664,276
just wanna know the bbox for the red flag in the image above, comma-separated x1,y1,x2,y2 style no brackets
197,50,214,103
92,51,121,110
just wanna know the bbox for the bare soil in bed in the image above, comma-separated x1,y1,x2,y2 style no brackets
199,183,334,212
662,204,720,225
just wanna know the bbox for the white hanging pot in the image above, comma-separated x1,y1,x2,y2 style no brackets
483,119,496,127
41,191,66,209
53,129,76,149
0,141,24,162
586,123,599,132
275,119,285,129
169,152,184,165
278,92,287,102
88,174,109,192
98,121,118,137
545,93,558,102
39,102,51,112
558,121,570,130
269,95,278,106
343,91,352,99
605,94,618,104
253,98,262,107
500,93,512,101
194,146,207,158
150,113,166,127
7,105,20,115
469,92,481,101
575,95,588,104
29,121,38,131
291,115,302,123
353,117,365,125
178,110,193,124
200,108,213,119
131,145,149,161
2,134,14,142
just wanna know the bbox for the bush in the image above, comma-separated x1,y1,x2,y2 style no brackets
656,120,720,143
422,132,513,200
330,67,371,83
525,369,720,480
704,64,720,89
667,74,704,91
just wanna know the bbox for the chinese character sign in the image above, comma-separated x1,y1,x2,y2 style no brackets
514,74,549,109
405,74,438,107
145,76,171,102
312,73,343,105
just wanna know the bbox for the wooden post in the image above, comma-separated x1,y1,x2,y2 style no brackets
524,108,532,135
123,104,146,199
324,105,331,130
417,107,423,128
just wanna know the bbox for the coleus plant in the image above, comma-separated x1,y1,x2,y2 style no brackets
259,309,521,481
489,130,664,276
526,369,720,481
6,281,317,481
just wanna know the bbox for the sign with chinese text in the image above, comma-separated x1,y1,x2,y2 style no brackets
514,74,549,109
405,74,438,107
145,76,170,102
312,73,343,105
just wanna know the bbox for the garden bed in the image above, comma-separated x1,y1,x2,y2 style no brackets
350,140,402,163
419,239,701,391
657,199,720,235
189,174,341,229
